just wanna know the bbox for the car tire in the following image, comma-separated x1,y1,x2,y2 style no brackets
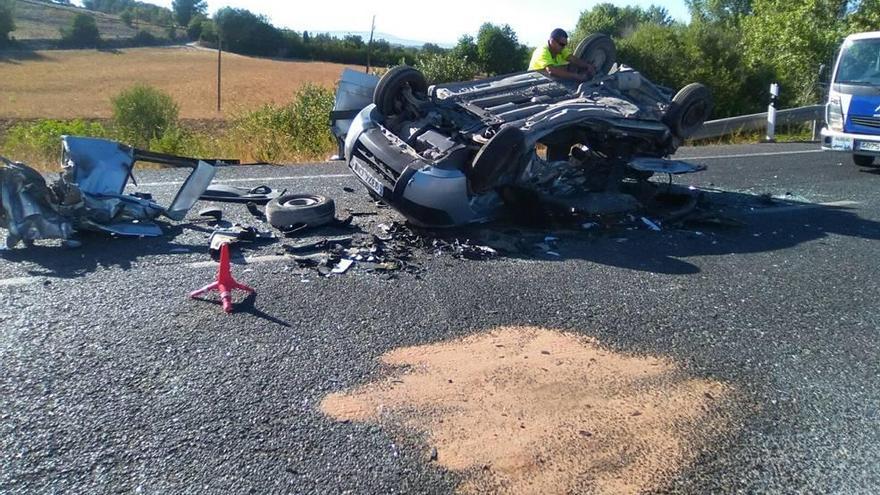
663,83,713,139
469,127,527,194
373,65,428,117
853,154,875,167
265,194,335,228
573,34,616,75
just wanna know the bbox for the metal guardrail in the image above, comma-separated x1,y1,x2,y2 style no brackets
692,104,825,140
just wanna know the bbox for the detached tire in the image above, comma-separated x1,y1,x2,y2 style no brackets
373,65,428,117
663,83,713,139
573,34,616,75
469,127,527,194
853,154,875,167
265,194,335,228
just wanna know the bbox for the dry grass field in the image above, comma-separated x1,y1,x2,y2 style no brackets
0,46,358,119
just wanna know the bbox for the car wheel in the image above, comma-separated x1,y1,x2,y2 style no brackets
853,154,875,167
265,194,335,229
469,127,527,194
373,65,428,117
573,34,616,75
663,83,713,139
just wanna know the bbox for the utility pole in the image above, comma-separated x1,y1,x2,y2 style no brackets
366,15,376,74
217,36,222,113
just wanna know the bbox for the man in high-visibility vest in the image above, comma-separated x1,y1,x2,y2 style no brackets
528,28,596,82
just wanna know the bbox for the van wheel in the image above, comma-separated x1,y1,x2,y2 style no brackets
663,83,713,139
373,65,428,117
853,154,875,167
266,194,335,229
573,34,616,75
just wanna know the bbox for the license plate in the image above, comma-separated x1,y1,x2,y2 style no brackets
859,141,880,152
352,159,384,196
831,136,854,151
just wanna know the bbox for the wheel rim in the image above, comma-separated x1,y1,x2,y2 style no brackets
283,197,319,207
681,100,709,129
589,50,607,70
391,82,425,115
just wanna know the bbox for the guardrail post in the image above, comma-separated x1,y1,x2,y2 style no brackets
811,119,823,141
766,83,779,142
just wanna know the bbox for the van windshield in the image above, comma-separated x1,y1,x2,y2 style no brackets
836,38,880,85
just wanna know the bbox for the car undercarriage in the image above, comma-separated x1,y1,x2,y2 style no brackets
332,35,713,227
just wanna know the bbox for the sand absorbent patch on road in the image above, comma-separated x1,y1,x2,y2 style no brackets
321,326,736,494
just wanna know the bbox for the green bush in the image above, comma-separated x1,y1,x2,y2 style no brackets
111,84,180,148
617,21,773,119
120,9,134,27
131,29,159,46
228,84,336,163
148,126,205,155
186,15,204,40
227,104,294,163
416,52,479,84
61,13,101,48
3,119,108,163
199,19,217,43
287,84,336,156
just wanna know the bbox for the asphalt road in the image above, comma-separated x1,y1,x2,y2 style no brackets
1,142,878,493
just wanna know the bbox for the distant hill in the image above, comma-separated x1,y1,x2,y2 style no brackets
321,31,453,49
8,0,169,42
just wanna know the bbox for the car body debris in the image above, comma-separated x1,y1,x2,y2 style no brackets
199,184,282,204
0,136,237,248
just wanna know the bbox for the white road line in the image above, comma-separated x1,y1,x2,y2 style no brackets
749,199,860,215
137,174,351,187
137,149,823,188
684,149,823,160
0,276,43,287
819,200,860,207
186,254,290,269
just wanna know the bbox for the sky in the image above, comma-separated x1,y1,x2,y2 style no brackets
109,0,691,47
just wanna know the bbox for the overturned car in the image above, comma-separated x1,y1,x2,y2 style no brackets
332,35,713,227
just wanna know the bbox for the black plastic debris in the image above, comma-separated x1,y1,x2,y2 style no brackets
284,236,354,254
209,225,275,259
199,184,283,204
246,202,267,221
198,208,223,223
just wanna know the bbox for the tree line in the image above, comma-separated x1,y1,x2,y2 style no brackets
582,0,879,116
190,0,880,117
3,0,879,118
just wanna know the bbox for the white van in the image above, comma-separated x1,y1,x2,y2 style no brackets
821,31,880,166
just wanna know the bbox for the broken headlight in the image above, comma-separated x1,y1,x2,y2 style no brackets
827,95,844,131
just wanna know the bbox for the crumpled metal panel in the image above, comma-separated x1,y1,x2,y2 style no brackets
166,161,216,221
59,136,215,225
0,158,74,247
0,137,219,247
62,136,135,196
